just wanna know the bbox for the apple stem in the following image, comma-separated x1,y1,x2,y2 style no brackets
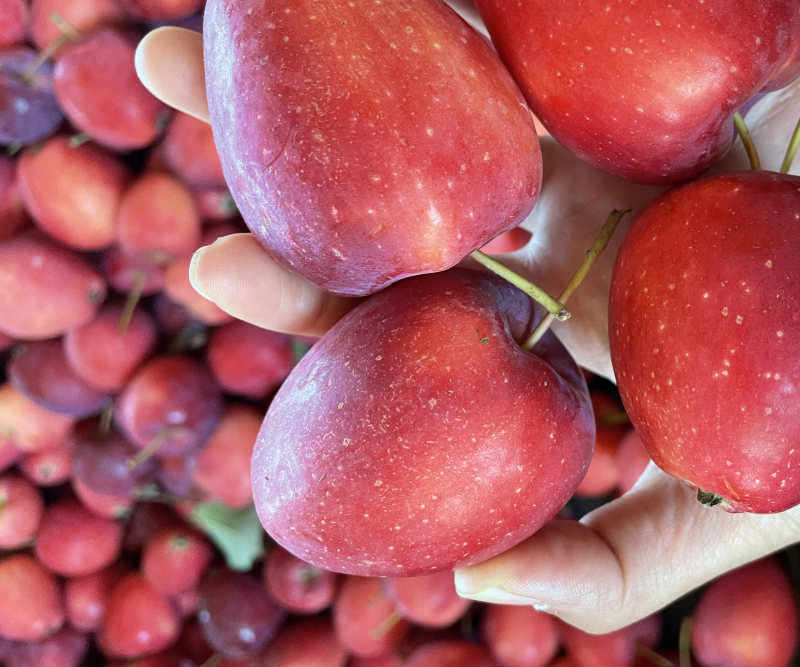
522,208,631,351
119,270,147,335
68,133,91,148
369,610,403,640
470,249,570,321
126,427,183,470
199,654,222,667
732,112,761,171
99,400,114,434
635,643,675,667
678,616,692,667
779,115,800,174
696,488,724,507
22,13,80,83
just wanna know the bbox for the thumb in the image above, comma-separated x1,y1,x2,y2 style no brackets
454,464,800,633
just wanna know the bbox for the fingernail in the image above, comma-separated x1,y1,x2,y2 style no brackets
456,586,541,606
189,247,212,300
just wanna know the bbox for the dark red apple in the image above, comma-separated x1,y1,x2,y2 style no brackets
252,268,594,576
473,0,800,184
204,0,541,296
610,171,800,512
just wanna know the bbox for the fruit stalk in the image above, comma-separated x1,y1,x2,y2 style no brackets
470,249,569,320
523,208,630,351
780,115,800,174
732,112,761,170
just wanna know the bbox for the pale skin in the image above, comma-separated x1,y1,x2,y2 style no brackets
135,20,800,634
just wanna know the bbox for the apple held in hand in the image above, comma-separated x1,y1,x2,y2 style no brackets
473,0,800,184
251,268,594,576
204,0,541,296
609,171,800,513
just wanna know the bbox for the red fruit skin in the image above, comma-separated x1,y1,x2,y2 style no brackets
65,564,127,632
64,305,157,392
252,269,594,576
120,0,203,20
609,172,800,513
575,393,628,498
123,502,182,553
164,256,234,326
206,321,295,400
0,158,26,243
0,383,74,453
474,1,800,184
18,136,131,250
0,436,21,473
349,654,404,667
263,546,338,614
142,527,214,597
0,555,64,641
1,626,89,667
481,605,559,667
99,573,181,658
31,0,125,52
480,227,532,255
560,615,661,667
382,572,470,628
406,640,499,667
20,446,73,486
115,356,224,458
163,112,227,188
191,404,260,509
692,558,798,667
194,187,239,222
0,235,106,340
0,474,44,549
333,576,409,658
204,0,541,296
53,29,169,151
9,339,110,418
198,570,286,660
261,618,347,667
72,477,133,519
0,0,29,46
616,429,652,495
102,246,166,296
35,499,124,576
117,173,201,264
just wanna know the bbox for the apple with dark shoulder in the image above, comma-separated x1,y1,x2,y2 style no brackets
609,171,800,512
203,0,541,296
472,0,800,184
251,268,594,576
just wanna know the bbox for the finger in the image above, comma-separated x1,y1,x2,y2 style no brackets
455,464,800,633
135,27,209,123
190,233,359,337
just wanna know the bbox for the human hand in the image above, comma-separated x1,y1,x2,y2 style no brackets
135,20,800,633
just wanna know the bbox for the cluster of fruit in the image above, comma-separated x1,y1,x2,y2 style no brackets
1,0,800,665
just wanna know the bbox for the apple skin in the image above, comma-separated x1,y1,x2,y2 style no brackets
203,0,541,296
472,0,800,185
609,171,800,513
251,268,594,576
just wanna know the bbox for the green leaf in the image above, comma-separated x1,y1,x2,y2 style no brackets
189,502,265,572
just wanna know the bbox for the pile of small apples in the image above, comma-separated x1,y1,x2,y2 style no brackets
1,0,800,665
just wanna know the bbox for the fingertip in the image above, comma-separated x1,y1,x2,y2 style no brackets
135,27,209,123
187,233,356,336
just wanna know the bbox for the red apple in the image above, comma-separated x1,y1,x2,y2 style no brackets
691,557,798,667
204,0,541,296
252,268,594,575
610,171,800,512
473,0,800,184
